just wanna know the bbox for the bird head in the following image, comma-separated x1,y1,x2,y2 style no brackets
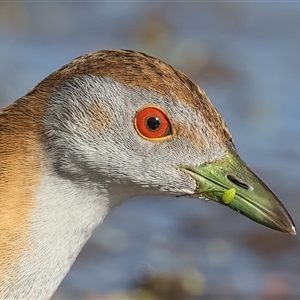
30,49,294,234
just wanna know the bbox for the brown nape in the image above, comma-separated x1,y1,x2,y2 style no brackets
25,49,232,144
0,101,42,275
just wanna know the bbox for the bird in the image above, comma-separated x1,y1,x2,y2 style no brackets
0,49,295,299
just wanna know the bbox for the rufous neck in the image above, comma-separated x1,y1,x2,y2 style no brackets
1,173,109,300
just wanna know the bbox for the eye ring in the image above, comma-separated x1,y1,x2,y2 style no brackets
134,106,173,140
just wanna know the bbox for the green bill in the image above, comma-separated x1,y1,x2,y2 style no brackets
180,148,296,235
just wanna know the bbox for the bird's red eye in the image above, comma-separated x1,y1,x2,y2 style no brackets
135,107,172,140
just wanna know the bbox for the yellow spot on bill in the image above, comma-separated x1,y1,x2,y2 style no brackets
222,188,236,204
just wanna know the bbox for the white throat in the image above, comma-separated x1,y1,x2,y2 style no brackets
5,174,109,300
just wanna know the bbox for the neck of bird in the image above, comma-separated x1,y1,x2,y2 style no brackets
1,170,110,299
0,95,112,299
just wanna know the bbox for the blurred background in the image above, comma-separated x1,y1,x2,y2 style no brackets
1,2,300,299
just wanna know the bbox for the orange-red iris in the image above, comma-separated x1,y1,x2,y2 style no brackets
135,107,172,140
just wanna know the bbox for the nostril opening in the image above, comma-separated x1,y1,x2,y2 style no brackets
227,174,249,190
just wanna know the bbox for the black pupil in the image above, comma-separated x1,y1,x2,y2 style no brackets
146,116,161,131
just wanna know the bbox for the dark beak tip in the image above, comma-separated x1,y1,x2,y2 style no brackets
278,206,297,235
272,208,297,235
278,216,296,235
